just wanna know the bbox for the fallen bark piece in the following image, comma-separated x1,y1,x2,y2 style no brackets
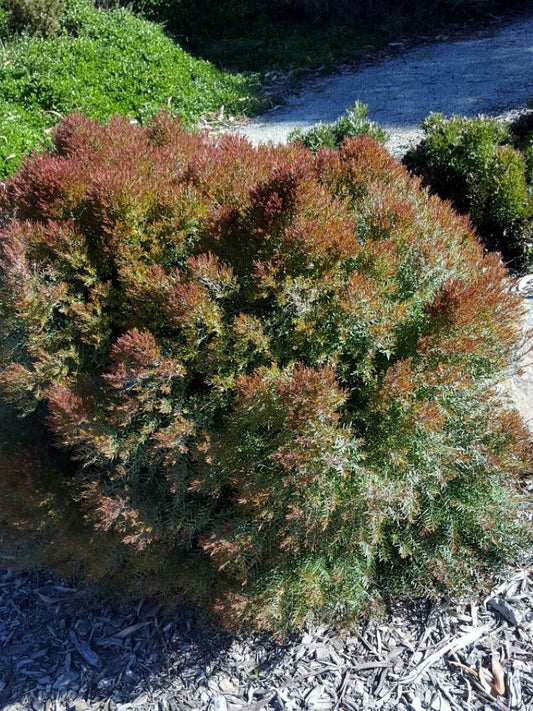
69,630,100,669
490,654,506,697
486,597,521,627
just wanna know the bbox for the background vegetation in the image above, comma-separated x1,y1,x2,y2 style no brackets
0,0,529,179
0,0,261,176
404,113,533,270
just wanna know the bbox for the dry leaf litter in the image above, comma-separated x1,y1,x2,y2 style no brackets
0,289,531,711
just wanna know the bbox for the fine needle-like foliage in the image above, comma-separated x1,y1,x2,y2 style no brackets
289,102,387,153
0,113,530,632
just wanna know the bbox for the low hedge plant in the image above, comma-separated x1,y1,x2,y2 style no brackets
289,102,387,152
404,113,533,270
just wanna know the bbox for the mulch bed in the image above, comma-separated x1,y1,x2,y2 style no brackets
0,557,531,710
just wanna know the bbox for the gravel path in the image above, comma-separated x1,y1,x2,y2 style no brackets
229,14,533,156
506,280,533,436
2,14,533,711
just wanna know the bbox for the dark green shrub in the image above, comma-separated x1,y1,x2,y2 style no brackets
1,0,64,36
289,102,387,152
509,110,533,183
0,113,530,631
404,113,532,267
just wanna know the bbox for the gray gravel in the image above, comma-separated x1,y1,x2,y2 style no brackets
505,287,533,437
228,14,533,156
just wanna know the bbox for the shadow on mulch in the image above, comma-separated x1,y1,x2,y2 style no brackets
0,566,290,708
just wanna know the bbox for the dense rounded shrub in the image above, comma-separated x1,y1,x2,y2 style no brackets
0,113,530,631
404,113,533,268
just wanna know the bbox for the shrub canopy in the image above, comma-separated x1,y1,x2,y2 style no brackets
0,113,530,631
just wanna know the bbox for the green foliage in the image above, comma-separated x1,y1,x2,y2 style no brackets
509,110,533,183
510,113,533,268
0,0,260,178
404,113,533,268
0,101,53,177
289,102,387,152
0,114,530,632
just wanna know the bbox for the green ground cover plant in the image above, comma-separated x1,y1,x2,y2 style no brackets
0,113,530,632
0,0,260,177
404,113,533,270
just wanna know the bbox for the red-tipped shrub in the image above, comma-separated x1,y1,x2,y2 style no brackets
0,113,530,631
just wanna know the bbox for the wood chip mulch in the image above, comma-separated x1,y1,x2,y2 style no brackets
0,557,531,711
